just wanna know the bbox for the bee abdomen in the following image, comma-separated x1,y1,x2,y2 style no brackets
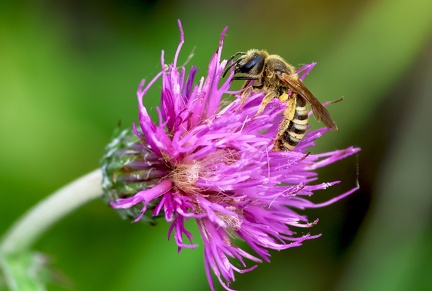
275,99,308,151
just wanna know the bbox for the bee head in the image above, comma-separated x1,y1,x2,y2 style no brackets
223,50,267,78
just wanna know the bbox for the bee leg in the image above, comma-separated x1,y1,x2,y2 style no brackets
254,91,277,118
282,97,296,120
323,97,344,106
240,86,253,106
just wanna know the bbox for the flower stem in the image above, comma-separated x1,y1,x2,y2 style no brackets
0,169,103,255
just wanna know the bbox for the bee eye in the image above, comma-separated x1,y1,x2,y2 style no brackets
238,54,265,74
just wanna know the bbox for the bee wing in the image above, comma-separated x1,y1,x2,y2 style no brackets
277,72,338,130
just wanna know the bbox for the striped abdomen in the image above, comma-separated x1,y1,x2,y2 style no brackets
275,97,308,151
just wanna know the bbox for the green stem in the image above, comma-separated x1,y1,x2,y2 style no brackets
0,169,103,255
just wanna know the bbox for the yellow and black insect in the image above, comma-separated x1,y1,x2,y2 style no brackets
224,49,338,151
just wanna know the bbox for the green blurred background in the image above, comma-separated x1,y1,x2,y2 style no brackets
1,0,432,290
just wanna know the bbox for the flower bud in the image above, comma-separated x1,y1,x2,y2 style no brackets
101,128,167,224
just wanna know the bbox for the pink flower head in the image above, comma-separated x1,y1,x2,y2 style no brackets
103,20,360,291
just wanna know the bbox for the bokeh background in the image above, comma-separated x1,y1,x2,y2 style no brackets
1,0,432,290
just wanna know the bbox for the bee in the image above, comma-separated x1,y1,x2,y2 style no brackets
223,49,338,151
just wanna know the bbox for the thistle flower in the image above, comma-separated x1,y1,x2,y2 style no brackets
101,20,360,291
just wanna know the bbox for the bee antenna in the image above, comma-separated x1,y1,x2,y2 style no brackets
222,61,237,78
223,51,246,78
